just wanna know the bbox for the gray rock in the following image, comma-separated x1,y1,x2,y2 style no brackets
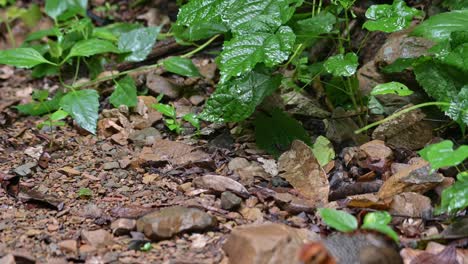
103,161,120,170
128,127,162,147
136,206,217,241
221,191,242,211
193,175,249,198
81,229,113,248
146,73,180,99
14,162,37,176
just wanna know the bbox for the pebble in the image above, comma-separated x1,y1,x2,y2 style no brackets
220,191,242,211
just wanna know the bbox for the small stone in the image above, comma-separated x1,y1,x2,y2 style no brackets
14,162,37,176
146,74,180,99
81,229,113,248
228,158,250,171
136,206,217,241
221,192,242,211
58,166,80,176
239,207,264,223
111,218,137,236
128,127,162,147
193,175,249,198
189,95,205,106
358,140,393,173
103,161,120,170
58,240,78,255
47,224,59,232
390,192,432,218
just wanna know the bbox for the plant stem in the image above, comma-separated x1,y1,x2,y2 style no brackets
5,21,16,48
354,101,451,134
72,34,221,90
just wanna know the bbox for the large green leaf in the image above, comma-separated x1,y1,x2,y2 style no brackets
371,82,414,96
60,89,99,134
295,12,336,42
118,26,161,62
442,0,468,10
446,86,468,126
222,0,301,34
363,0,421,33
419,140,468,170
254,108,312,157
200,70,281,122
0,48,55,68
443,43,468,71
45,0,87,20
318,208,358,232
109,76,138,108
436,172,468,215
65,39,119,61
163,57,201,77
413,60,464,103
324,52,359,77
413,10,468,42
219,26,295,82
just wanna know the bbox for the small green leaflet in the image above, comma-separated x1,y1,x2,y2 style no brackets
0,48,55,68
163,57,201,77
78,187,92,198
324,52,358,77
419,140,468,171
443,43,468,71
45,0,87,20
361,211,399,242
16,91,63,116
110,76,138,108
200,70,281,123
368,96,385,115
32,90,49,101
219,26,295,82
254,108,312,158
436,171,468,215
50,109,69,121
381,58,419,73
363,0,421,33
311,136,335,167
65,39,120,61
60,89,99,134
118,26,161,62
318,208,358,232
371,82,414,96
152,103,176,118
413,10,468,42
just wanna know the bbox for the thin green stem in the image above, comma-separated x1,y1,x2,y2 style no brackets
283,43,304,67
72,57,81,85
181,34,220,58
5,21,16,48
355,102,451,134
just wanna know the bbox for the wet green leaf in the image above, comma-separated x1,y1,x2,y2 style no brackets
66,39,120,60
312,136,335,167
118,26,161,62
45,0,87,20
110,76,138,108
163,57,201,77
16,92,63,116
0,48,55,68
413,10,468,42
152,103,176,118
419,140,468,170
436,171,468,215
318,208,358,232
361,211,399,242
60,89,99,134
371,82,414,96
363,0,421,33
200,70,281,123
324,52,358,77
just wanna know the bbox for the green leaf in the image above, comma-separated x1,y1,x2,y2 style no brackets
118,26,161,62
25,28,60,42
60,89,99,134
446,86,468,126
318,208,358,232
50,109,69,121
371,82,414,96
381,57,419,73
66,39,119,60
0,48,55,68
200,70,281,122
442,0,468,10
324,52,359,77
254,108,312,157
163,57,201,77
333,0,356,9
77,187,92,198
222,0,301,34
16,92,63,116
443,43,468,71
20,4,42,28
32,90,49,101
419,140,468,170
368,96,385,115
413,10,468,42
110,76,138,108
413,60,465,103
152,103,176,118
436,171,468,215
183,113,201,130
295,12,336,42
363,0,422,33
219,26,295,82
312,136,335,167
362,222,399,242
45,0,87,20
